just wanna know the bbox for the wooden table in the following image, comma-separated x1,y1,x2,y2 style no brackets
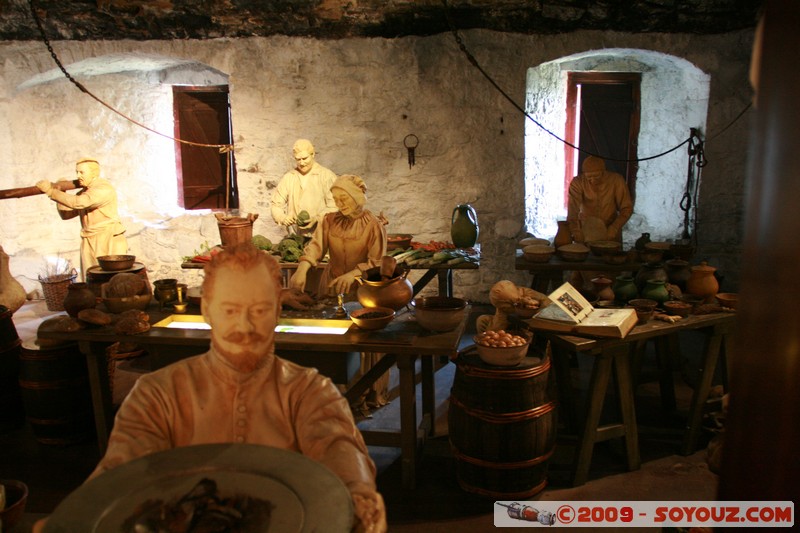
37,303,469,490
183,259,480,298
515,250,639,293
533,311,736,486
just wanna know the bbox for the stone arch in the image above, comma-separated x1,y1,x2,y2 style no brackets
524,48,710,247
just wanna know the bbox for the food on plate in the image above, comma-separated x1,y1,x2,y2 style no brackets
474,330,528,348
122,478,273,533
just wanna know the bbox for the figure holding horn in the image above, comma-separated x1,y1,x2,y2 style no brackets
36,158,128,275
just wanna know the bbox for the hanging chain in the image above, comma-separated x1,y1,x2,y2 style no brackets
27,0,233,154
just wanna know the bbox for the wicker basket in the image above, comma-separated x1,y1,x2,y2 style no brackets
38,270,77,312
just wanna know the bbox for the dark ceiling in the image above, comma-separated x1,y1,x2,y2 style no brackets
1,0,761,42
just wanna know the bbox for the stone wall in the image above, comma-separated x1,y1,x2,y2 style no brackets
0,28,754,302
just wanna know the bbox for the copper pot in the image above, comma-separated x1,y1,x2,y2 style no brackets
355,270,413,311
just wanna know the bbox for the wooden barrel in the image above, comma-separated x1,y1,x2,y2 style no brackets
0,305,25,432
448,343,557,499
18,339,94,445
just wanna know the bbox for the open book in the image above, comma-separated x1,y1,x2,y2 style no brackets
527,282,637,338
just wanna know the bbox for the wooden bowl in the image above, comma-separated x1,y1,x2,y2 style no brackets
663,300,692,317
715,292,738,309
97,255,136,271
604,250,630,265
557,243,589,262
350,306,395,330
628,298,658,312
0,479,28,532
412,296,468,332
522,244,554,263
587,240,622,257
473,330,532,366
387,233,413,251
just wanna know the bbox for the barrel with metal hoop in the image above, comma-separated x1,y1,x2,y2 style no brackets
0,305,25,432
448,342,557,499
18,338,94,445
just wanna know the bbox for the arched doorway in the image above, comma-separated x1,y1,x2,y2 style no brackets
524,49,710,247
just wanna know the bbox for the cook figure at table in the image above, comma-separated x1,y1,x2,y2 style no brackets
290,174,389,410
566,155,633,244
290,174,387,298
34,242,386,533
36,158,128,275
270,138,338,234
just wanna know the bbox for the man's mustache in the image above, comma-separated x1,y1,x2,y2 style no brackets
223,331,267,344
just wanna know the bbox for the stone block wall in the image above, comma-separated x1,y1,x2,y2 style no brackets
0,28,753,302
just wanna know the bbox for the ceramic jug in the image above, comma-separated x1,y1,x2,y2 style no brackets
0,245,26,314
355,271,413,311
635,232,651,251
634,261,668,293
612,275,638,304
641,279,670,305
554,220,572,248
590,276,615,302
665,259,691,291
63,282,97,317
686,261,719,303
451,204,479,248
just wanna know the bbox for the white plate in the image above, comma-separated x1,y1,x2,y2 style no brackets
44,444,353,533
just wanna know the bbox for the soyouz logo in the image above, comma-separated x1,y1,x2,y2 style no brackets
494,501,794,528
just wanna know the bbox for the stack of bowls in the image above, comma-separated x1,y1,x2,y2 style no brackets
522,244,555,263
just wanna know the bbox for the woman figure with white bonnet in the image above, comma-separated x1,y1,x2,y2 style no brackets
291,175,389,409
291,174,387,297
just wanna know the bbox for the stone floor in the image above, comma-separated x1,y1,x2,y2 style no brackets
1,299,722,532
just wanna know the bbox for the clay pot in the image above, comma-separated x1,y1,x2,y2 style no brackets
612,275,638,304
634,262,668,293
0,246,26,314
355,271,413,311
686,261,719,303
553,220,572,248
62,283,97,317
640,279,670,305
635,232,651,251
590,276,615,302
665,259,692,291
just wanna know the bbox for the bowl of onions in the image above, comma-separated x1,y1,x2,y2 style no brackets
473,329,533,366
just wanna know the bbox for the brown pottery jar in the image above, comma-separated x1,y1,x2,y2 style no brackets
634,262,668,293
665,259,691,291
686,261,719,303
62,282,98,317
553,220,572,248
